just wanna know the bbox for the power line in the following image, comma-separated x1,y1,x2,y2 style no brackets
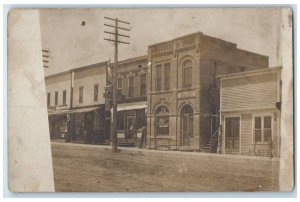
104,17,131,153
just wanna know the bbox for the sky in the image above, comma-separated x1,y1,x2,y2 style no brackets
39,8,283,76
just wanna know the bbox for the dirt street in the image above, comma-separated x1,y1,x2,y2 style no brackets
51,142,280,192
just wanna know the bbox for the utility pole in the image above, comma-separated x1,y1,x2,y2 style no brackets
104,17,130,153
42,49,50,68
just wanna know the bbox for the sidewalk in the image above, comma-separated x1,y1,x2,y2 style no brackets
51,141,279,161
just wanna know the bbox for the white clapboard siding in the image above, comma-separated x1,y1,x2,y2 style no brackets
241,113,252,154
222,73,278,111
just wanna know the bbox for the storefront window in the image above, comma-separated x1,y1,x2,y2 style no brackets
94,112,103,131
117,112,125,130
155,106,169,135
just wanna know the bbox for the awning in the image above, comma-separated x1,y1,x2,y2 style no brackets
115,101,147,112
48,106,100,116
48,109,69,116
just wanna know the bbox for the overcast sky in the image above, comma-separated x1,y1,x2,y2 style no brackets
39,8,283,76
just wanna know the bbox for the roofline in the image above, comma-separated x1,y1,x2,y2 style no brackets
235,47,269,59
117,55,148,65
148,32,203,48
45,55,148,79
216,66,282,79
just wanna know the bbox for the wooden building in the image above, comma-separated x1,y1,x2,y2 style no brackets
46,61,107,144
217,67,282,157
146,32,269,151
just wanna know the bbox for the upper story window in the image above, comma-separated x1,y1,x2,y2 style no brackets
128,76,134,97
55,91,58,106
140,74,146,96
254,116,272,143
47,93,51,107
94,84,98,101
79,86,84,103
156,64,162,91
182,60,192,88
164,63,170,90
117,77,123,89
62,90,67,105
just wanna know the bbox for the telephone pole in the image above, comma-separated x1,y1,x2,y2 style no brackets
104,17,130,153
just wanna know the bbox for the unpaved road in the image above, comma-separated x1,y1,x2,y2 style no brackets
51,142,279,192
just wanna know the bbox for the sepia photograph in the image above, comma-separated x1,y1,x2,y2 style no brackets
7,7,294,193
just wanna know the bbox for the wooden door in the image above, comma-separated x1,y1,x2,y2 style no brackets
225,117,240,152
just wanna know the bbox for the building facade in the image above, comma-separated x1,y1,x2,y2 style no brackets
45,61,108,144
46,31,280,154
218,67,282,157
146,32,269,151
105,56,148,146
46,71,72,139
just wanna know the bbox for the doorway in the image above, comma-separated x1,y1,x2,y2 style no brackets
225,117,240,153
180,105,193,146
126,116,135,140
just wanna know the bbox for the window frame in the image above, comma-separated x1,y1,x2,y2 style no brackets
128,75,135,98
140,73,147,96
252,114,273,144
155,64,162,91
47,93,51,107
164,63,170,91
155,106,170,136
182,60,193,88
62,90,67,105
79,86,84,104
93,84,99,101
55,91,58,106
117,77,123,90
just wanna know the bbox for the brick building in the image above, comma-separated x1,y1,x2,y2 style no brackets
105,55,148,146
146,32,269,151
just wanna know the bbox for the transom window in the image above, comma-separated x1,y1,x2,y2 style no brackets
254,116,272,143
182,60,192,88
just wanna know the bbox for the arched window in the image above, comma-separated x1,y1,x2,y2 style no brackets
182,60,192,88
155,106,169,136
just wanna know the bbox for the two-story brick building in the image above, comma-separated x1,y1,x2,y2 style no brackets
105,55,148,146
146,32,269,151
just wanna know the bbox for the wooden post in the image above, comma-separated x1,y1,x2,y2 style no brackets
104,17,130,153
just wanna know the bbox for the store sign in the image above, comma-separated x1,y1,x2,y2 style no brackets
156,116,169,134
